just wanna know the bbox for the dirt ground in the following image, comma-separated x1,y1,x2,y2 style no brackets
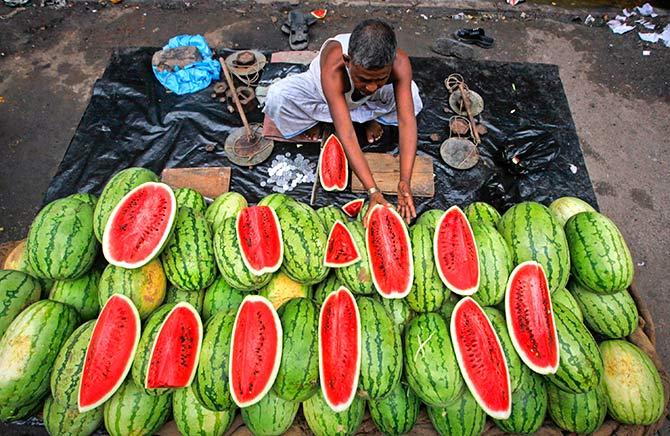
0,0,669,429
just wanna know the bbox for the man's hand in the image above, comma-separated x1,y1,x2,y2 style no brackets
397,180,416,224
363,191,389,227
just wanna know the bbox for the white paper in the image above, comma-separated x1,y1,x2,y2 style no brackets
635,3,657,18
639,32,661,43
608,19,635,35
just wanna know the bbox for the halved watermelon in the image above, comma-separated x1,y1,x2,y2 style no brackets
505,261,560,374
102,182,176,269
451,297,511,419
319,287,361,412
366,205,413,298
434,206,479,295
319,134,348,191
324,220,361,268
236,206,283,276
342,198,364,218
145,302,203,390
229,296,282,408
311,8,327,19
78,294,140,412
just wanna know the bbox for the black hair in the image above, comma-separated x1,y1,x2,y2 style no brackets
348,19,397,70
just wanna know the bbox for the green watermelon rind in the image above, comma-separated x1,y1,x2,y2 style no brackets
546,381,607,433
463,202,501,228
368,381,420,436
206,192,248,231
335,221,373,295
43,395,103,436
0,270,42,339
570,280,638,339
241,389,299,436
202,276,246,322
470,224,512,307
173,385,235,436
49,269,101,321
174,188,207,215
427,389,486,436
548,196,596,227
407,223,446,313
102,380,172,436
493,368,547,434
303,392,365,436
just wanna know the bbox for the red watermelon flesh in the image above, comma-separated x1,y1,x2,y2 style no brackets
505,261,559,374
434,206,480,295
102,182,176,269
146,303,203,389
319,134,348,191
451,297,511,419
324,220,361,268
319,287,361,412
366,205,413,298
78,294,140,412
311,8,327,19
236,206,283,276
342,198,364,218
229,296,282,408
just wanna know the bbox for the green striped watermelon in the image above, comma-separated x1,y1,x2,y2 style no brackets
0,270,42,338
273,298,319,402
174,188,207,215
570,279,638,338
162,207,217,291
43,395,103,436
0,300,79,408
427,390,486,436
438,299,457,324
303,392,365,436
173,385,235,436
317,206,349,231
202,276,245,321
493,368,547,433
205,192,247,230
546,302,603,393
51,320,95,409
368,380,419,435
497,201,570,293
356,202,369,224
546,382,607,433
471,224,512,307
2,240,53,296
26,197,98,280
600,340,665,425
68,192,98,207
407,223,446,312
565,211,634,294
102,380,171,436
335,221,373,295
165,285,205,315
482,307,523,393
551,286,583,322
464,202,501,228
257,193,295,213
415,209,443,230
93,167,159,242
260,271,311,309
358,297,402,399
49,269,101,321
404,313,464,406
312,273,342,305
0,395,43,422
241,389,299,436
374,295,414,333
549,196,596,227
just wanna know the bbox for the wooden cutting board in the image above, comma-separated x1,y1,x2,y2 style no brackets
351,153,434,198
161,167,231,200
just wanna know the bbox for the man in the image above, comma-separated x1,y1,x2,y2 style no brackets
264,19,423,223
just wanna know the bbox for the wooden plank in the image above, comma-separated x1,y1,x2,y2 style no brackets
351,153,434,198
161,167,231,200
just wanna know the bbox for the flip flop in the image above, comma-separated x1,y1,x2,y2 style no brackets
454,28,495,49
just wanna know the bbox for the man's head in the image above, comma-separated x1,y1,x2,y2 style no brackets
345,19,397,96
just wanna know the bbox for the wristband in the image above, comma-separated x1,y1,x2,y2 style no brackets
367,186,379,197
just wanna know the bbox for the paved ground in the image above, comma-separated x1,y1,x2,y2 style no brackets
0,0,669,423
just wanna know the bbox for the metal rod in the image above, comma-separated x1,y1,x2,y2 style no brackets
458,82,480,145
219,56,253,139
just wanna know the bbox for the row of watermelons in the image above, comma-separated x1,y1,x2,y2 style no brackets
0,166,665,436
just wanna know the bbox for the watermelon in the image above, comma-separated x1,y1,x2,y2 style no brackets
214,216,273,291
570,279,638,338
27,197,98,280
237,206,284,276
600,340,665,425
546,382,607,433
546,302,603,393
257,193,294,213
202,276,245,321
43,396,103,436
206,192,248,230
303,392,365,436
356,202,369,224
366,205,413,298
463,201,501,228
427,390,486,436
102,380,171,436
438,297,458,323
549,196,596,227
324,220,361,267
404,313,464,406
374,295,414,333
0,396,43,422
260,271,311,310
277,201,329,285
0,270,42,338
494,368,547,434
165,285,205,315
49,268,101,321
415,208,443,230
174,187,207,215
565,211,634,294
229,296,282,408
2,240,53,296
51,320,96,409
319,287,361,412
310,8,327,19
482,307,523,393
433,206,479,296
319,134,348,191
98,259,166,320
93,167,159,242
78,294,141,412
317,205,348,230
551,285,583,322
368,381,419,436
312,273,343,305
102,182,176,269
241,389,299,436
173,385,235,436
132,302,203,394
407,223,445,313
498,201,570,293
341,198,364,218
273,298,319,402
335,221,373,295
68,192,98,207
470,224,512,307
162,206,217,291
505,261,559,374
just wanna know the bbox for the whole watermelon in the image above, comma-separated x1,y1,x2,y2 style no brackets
206,192,247,230
312,273,343,305
174,188,207,215
464,201,501,228
173,385,235,436
2,240,53,296
68,192,98,207
427,389,486,436
415,208,443,230
0,395,43,422
202,276,245,321
493,368,547,433
241,390,299,436
570,279,638,338
335,221,374,295
374,295,414,333
551,285,583,322
103,380,171,436
368,381,419,435
483,307,523,392
49,268,101,321
165,285,205,315
471,224,512,307
260,271,311,309
43,395,103,436
549,196,595,227
50,320,95,409
303,392,365,436
316,205,348,231
0,270,42,338
546,382,607,433
407,223,445,312
257,193,295,214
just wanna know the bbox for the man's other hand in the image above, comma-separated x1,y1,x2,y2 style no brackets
397,180,416,224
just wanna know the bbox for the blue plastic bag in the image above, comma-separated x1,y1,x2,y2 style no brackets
152,34,221,95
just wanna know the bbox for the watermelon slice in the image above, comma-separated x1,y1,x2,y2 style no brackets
145,302,203,390
229,296,282,408
310,8,327,19
434,206,480,295
102,182,176,269
236,206,284,276
366,205,413,298
78,294,140,412
451,297,511,419
505,261,560,374
319,134,348,191
342,198,364,218
319,287,361,412
324,220,361,268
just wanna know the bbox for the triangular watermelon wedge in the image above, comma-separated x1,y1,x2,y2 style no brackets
78,294,140,412
324,220,361,268
319,134,348,191
310,9,327,19
342,198,364,218
434,206,480,295
236,206,284,276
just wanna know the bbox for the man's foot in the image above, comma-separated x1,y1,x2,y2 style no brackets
364,120,383,144
302,124,322,141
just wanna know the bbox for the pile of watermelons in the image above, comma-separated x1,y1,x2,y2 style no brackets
0,166,666,436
